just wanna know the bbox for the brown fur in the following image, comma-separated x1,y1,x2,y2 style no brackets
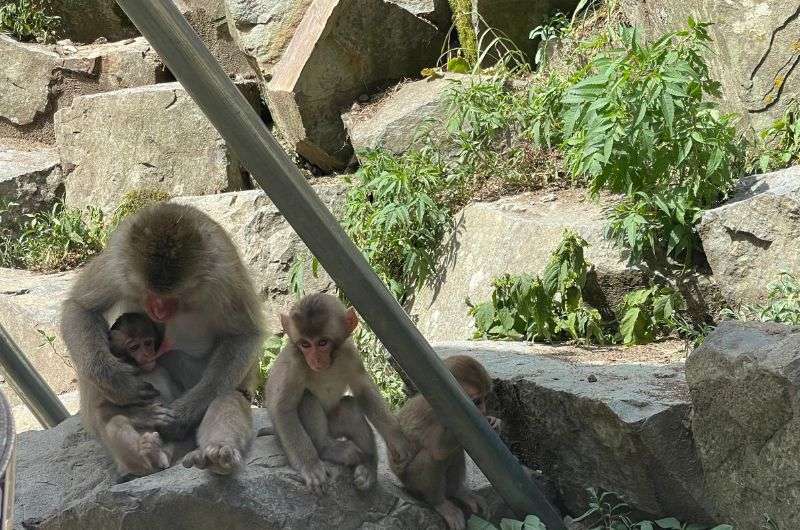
62,203,265,477
264,293,412,494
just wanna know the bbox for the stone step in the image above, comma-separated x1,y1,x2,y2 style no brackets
55,81,263,214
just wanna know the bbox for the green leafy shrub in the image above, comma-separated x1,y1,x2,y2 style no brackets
559,21,742,264
0,202,105,271
467,514,546,530
107,188,171,234
469,230,605,344
0,0,60,42
343,148,451,302
747,100,800,174
721,272,800,325
616,285,685,345
575,488,733,530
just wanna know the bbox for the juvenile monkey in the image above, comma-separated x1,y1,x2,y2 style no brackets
390,355,501,530
265,293,412,494
62,203,265,476
89,312,180,476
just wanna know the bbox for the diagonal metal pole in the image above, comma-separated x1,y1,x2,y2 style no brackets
114,1,563,525
0,324,69,428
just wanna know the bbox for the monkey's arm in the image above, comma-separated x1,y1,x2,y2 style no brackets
61,257,158,405
266,358,328,494
351,371,413,467
165,332,262,436
421,423,460,461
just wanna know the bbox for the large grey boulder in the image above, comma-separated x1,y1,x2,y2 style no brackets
342,74,470,159
698,165,800,308
0,269,77,409
0,36,169,145
50,0,138,43
266,0,444,171
14,410,454,529
174,180,347,329
686,321,800,528
0,145,63,216
435,340,713,522
410,192,646,341
624,0,800,130
56,82,256,213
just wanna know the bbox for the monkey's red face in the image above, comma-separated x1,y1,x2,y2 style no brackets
464,384,488,415
144,292,179,323
127,336,160,372
298,338,334,372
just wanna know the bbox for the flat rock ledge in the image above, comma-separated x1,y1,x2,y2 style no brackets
14,410,489,530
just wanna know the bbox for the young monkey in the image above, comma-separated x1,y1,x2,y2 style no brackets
265,293,412,495
390,355,501,530
94,312,180,477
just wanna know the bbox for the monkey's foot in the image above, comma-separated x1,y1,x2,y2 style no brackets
453,492,487,515
298,460,328,496
352,463,376,491
435,500,466,530
138,432,170,471
182,443,242,475
320,439,363,466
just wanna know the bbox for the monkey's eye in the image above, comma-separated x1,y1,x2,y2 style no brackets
129,344,140,353
318,339,328,347
299,340,312,349
471,397,484,407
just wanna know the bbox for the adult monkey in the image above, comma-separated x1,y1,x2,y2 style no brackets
62,203,266,474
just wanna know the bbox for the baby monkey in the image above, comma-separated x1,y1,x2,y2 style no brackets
265,293,412,495
95,312,180,477
390,355,501,530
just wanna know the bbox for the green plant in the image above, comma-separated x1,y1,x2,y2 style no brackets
575,488,733,530
253,334,285,403
529,12,570,67
467,514,546,530
353,327,407,409
761,515,781,530
616,286,685,345
446,0,477,65
560,20,742,264
343,148,451,302
748,100,800,173
1,202,106,271
721,272,800,325
107,188,170,235
0,0,60,42
469,230,606,344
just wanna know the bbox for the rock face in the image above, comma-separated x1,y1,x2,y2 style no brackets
435,340,713,522
411,192,646,341
50,0,138,43
14,411,452,530
0,36,169,144
686,321,800,528
266,0,444,171
0,146,63,216
0,269,77,409
624,0,800,130
223,0,316,83
342,74,470,159
472,0,579,64
178,0,254,77
174,179,347,329
56,82,255,213
698,165,800,308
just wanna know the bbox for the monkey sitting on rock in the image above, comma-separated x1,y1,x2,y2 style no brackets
389,355,502,530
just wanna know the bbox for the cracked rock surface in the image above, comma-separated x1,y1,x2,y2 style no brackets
698,165,800,307
687,321,800,528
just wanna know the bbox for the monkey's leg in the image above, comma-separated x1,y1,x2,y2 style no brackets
445,451,487,516
103,415,169,476
403,450,465,530
182,391,253,475
329,396,377,490
300,394,362,467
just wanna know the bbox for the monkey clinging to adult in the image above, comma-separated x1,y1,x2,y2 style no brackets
265,293,413,494
389,355,501,530
61,203,266,476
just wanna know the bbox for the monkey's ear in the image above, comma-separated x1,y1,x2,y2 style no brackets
344,307,359,336
280,312,291,333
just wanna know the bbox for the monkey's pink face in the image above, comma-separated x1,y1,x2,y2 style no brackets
298,338,334,372
464,384,488,415
144,292,179,323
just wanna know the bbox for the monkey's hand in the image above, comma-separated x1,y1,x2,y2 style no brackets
298,458,328,496
157,395,203,440
487,416,502,433
127,403,176,431
98,360,160,405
